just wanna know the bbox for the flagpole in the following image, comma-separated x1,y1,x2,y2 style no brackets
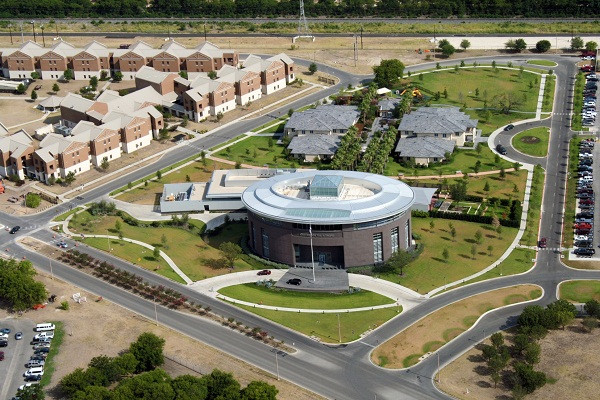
310,223,315,282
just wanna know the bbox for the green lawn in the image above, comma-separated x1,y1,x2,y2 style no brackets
542,74,556,113
70,211,255,281
379,218,518,293
115,160,232,205
526,60,558,67
560,280,600,303
459,248,535,287
572,72,586,131
408,67,540,112
40,321,64,387
260,121,286,134
82,237,186,284
520,165,545,246
512,127,549,157
53,207,84,222
208,134,248,151
219,283,394,309
385,146,514,176
465,109,533,137
251,116,289,133
215,135,299,168
235,305,401,343
413,169,527,201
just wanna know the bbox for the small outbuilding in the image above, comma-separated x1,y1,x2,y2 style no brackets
37,95,64,112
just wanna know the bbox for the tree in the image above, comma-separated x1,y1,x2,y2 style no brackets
72,386,112,400
159,128,170,142
52,83,60,92
483,180,490,192
429,220,435,230
380,250,413,275
241,381,278,400
25,193,41,208
473,160,481,173
156,170,162,180
554,309,574,330
535,40,551,53
442,248,449,263
202,369,241,400
460,39,471,51
512,333,530,356
129,332,165,373
487,245,493,256
586,41,598,51
308,62,318,74
219,242,242,268
500,167,506,180
583,317,598,332
449,180,467,202
571,36,584,50
30,90,38,101
89,75,99,90
59,368,90,397
65,171,76,185
178,70,188,79
115,220,122,233
373,59,405,88
16,83,26,94
513,362,547,394
208,70,217,79
63,68,74,81
216,111,224,121
171,375,208,400
470,244,477,259
268,137,274,148
101,156,109,171
30,71,40,80
450,227,457,241
16,380,45,399
161,234,167,249
113,71,123,82
475,230,483,244
100,70,109,81
585,299,600,318
441,44,455,57
524,341,541,365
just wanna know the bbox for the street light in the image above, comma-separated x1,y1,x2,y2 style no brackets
8,24,13,45
30,20,37,43
40,25,45,47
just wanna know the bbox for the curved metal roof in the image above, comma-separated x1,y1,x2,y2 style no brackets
241,170,414,224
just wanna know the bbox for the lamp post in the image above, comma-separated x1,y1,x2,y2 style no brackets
31,20,37,43
40,25,45,47
8,24,13,45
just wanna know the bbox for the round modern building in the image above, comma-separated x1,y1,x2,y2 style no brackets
241,170,415,268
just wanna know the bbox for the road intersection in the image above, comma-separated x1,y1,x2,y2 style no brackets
1,54,598,399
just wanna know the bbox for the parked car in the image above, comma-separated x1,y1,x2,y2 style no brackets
538,237,547,248
32,343,50,350
575,240,593,248
0,328,10,335
257,270,271,276
24,374,42,382
25,360,45,368
286,278,302,286
575,248,596,256
14,332,22,340
0,340,7,348
503,124,515,131
34,348,50,355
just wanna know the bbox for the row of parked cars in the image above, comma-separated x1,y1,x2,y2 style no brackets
581,72,598,127
574,139,596,257
14,323,56,398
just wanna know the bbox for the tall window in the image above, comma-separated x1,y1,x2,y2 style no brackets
373,233,383,264
250,222,256,250
405,221,410,248
391,227,399,254
261,228,270,258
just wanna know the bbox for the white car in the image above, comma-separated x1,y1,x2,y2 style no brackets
575,235,592,241
18,383,38,391
34,332,54,340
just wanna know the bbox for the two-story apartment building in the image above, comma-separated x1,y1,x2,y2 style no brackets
242,55,287,95
0,130,35,180
217,65,262,106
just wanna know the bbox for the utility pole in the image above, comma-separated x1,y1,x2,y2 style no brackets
8,24,12,45
40,25,45,47
20,23,24,42
31,21,36,43
204,23,207,42
360,26,363,50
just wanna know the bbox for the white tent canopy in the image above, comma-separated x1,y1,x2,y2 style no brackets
376,87,391,95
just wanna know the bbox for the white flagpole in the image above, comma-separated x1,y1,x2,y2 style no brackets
310,223,315,282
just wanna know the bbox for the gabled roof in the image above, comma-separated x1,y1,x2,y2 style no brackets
135,66,177,85
397,107,478,135
0,130,33,158
39,134,86,154
160,40,193,58
268,53,294,65
196,41,231,58
287,135,341,156
217,65,258,83
284,105,360,133
242,54,263,68
60,93,94,114
38,95,64,108
394,136,456,158
378,97,400,111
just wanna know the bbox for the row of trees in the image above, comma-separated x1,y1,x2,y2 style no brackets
506,36,598,53
5,0,600,18
358,126,398,174
55,332,277,400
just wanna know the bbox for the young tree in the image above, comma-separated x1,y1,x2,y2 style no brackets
571,36,585,50
268,137,274,148
63,68,74,81
16,83,26,94
159,128,170,142
450,227,457,241
475,230,483,244
100,70,109,81
178,70,188,79
153,246,160,260
308,62,318,74
429,220,435,231
161,233,167,249
65,171,76,185
25,193,41,208
473,160,481,174
207,70,217,79
114,220,122,233
441,44,456,57
487,245,493,256
460,39,471,51
219,242,242,268
89,75,98,90
129,332,165,373
101,156,109,171
470,244,477,259
52,83,60,92
500,167,506,180
586,41,598,51
373,59,405,88
442,248,449,263
156,170,162,180
535,40,551,53
483,180,490,192
113,71,123,82
30,90,38,101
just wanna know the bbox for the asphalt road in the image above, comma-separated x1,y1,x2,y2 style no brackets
1,54,599,399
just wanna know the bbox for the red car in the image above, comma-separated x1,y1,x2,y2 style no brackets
257,270,271,276
574,223,592,230
538,237,547,248
580,199,595,205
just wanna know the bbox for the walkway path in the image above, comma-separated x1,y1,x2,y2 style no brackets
536,74,548,119
62,213,193,285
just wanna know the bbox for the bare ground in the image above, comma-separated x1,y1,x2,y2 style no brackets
437,321,600,400
0,270,322,400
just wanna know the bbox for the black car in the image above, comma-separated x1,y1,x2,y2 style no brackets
577,212,594,218
24,374,42,382
496,144,507,155
503,124,514,131
286,278,302,286
34,347,50,354
575,240,593,248
9,226,20,234
575,248,596,256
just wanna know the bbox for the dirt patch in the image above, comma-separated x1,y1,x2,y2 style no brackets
1,262,322,400
438,321,600,400
371,285,541,369
520,136,541,144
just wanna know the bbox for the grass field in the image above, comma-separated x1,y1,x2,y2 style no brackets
39,321,64,387
82,237,186,284
115,160,232,205
385,146,514,176
379,218,518,293
235,305,400,343
219,283,394,309
215,135,299,168
527,60,558,67
53,207,84,222
572,72,586,131
521,165,545,247
411,169,527,201
542,74,556,113
208,134,247,151
458,248,535,288
560,280,600,303
512,127,549,157
70,212,255,281
465,109,533,137
371,285,542,368
408,67,540,112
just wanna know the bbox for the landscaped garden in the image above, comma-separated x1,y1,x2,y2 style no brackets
69,211,259,281
512,127,549,157
371,285,542,368
385,145,514,176
377,218,519,293
214,135,300,169
234,305,401,343
559,280,600,303
218,283,395,309
526,59,558,67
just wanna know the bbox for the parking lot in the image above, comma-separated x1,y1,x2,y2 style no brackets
0,318,35,400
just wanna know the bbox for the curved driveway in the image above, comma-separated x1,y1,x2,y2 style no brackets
493,118,551,167
0,54,596,399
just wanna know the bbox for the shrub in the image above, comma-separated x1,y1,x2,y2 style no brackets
59,301,70,310
25,193,41,208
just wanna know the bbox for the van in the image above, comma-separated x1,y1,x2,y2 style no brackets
34,331,54,340
25,359,45,368
24,367,44,377
34,323,55,332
